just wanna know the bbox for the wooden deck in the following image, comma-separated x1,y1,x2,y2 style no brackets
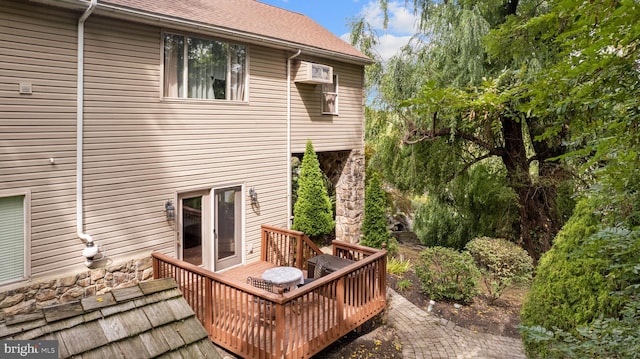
219,261,279,283
152,225,387,359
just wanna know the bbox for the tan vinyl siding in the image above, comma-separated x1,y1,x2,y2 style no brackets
0,0,79,280
79,16,290,268
1,0,364,283
290,57,365,153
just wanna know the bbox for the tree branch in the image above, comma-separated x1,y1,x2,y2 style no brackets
447,152,495,181
403,126,496,151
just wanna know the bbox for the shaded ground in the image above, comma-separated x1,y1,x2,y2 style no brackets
317,238,527,358
316,313,403,358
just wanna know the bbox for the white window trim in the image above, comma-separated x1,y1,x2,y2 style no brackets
321,74,338,115
160,30,249,102
0,189,31,286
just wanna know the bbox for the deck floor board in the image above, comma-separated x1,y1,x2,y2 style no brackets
218,261,279,284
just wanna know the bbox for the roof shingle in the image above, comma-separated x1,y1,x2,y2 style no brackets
0,279,222,359
99,0,371,63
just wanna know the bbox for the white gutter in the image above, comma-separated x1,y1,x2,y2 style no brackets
76,0,97,247
286,49,301,228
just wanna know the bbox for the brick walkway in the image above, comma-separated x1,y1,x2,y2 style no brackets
387,288,526,358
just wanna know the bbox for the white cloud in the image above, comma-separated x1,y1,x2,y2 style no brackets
357,1,418,61
361,1,386,30
362,0,417,35
386,2,417,34
377,33,413,60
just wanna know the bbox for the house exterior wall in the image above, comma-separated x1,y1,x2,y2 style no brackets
0,0,366,293
0,2,80,281
79,15,291,267
290,56,365,153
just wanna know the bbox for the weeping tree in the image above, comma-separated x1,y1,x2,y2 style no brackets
352,0,575,261
414,160,520,249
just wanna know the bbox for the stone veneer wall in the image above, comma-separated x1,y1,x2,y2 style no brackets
0,256,153,322
335,149,365,243
317,149,365,244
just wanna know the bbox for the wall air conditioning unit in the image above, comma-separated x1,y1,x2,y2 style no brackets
293,61,333,84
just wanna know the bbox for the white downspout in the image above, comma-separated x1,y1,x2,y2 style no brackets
286,49,301,229
77,0,98,264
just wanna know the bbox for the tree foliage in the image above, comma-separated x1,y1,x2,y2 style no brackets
353,0,640,351
292,140,334,238
497,0,640,355
414,161,519,249
354,0,577,261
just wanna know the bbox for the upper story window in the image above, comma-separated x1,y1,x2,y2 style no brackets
0,194,28,285
321,75,338,115
163,33,247,101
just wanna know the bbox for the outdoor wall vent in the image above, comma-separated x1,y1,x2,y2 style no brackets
293,61,333,84
19,82,32,94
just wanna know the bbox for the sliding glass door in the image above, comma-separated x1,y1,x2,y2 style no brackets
179,192,209,267
177,186,243,271
214,186,243,271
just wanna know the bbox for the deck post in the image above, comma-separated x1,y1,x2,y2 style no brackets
336,276,346,334
274,302,286,358
204,278,213,335
261,226,267,262
296,233,303,270
152,255,159,279
379,255,387,299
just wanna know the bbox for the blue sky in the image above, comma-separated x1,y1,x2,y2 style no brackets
259,0,418,61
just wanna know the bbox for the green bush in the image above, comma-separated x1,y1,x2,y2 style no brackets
465,237,533,301
521,297,640,359
414,246,480,303
520,198,627,357
292,140,334,239
361,172,397,255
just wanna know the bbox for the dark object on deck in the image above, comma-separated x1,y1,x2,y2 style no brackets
307,254,355,279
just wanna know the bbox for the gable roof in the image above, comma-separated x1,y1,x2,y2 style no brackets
0,278,222,359
40,0,372,64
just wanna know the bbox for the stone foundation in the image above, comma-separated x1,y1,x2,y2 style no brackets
0,256,153,322
317,149,365,244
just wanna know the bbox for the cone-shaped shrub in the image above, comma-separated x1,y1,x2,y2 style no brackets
292,140,334,238
520,198,625,357
361,172,391,250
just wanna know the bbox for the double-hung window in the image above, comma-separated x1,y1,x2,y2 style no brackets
164,33,247,101
321,75,338,115
0,194,29,285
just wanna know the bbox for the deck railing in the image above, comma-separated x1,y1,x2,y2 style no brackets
152,225,387,359
261,225,323,269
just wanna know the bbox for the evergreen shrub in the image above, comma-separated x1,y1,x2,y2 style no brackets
520,198,626,357
361,172,396,254
292,140,334,239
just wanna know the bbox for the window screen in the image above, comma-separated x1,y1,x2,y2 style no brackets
0,195,26,284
